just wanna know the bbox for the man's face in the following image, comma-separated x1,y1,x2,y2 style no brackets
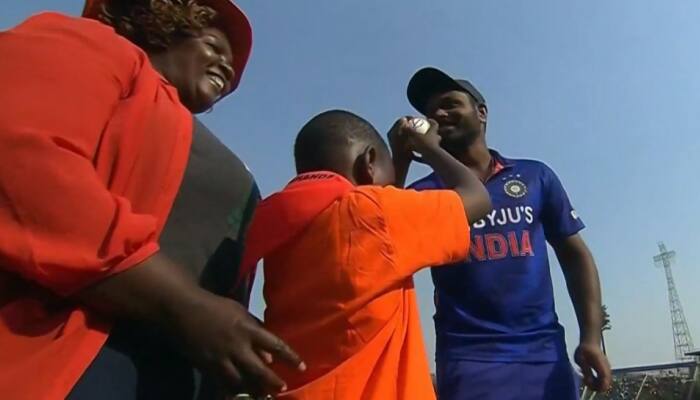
423,90,486,151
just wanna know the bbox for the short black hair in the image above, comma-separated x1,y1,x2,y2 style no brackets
294,110,385,174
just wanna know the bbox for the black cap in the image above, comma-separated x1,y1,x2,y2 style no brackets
407,67,486,114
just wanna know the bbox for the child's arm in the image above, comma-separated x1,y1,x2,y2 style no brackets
378,118,491,277
405,120,492,222
387,117,413,188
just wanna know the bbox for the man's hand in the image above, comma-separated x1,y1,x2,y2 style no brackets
574,342,612,392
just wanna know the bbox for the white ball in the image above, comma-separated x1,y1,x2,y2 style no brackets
409,118,430,135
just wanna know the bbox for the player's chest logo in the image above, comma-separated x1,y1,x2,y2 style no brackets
502,174,528,198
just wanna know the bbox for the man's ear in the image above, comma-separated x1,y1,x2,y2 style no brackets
353,145,376,185
477,104,488,125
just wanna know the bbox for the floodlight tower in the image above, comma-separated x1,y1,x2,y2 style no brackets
653,242,694,361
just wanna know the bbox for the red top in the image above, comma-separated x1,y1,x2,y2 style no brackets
0,13,192,399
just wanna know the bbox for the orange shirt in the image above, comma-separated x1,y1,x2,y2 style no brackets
0,13,191,399
263,184,470,399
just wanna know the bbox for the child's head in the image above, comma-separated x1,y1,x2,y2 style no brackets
294,110,395,186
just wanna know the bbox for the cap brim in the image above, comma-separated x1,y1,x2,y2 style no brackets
407,67,465,114
82,0,252,92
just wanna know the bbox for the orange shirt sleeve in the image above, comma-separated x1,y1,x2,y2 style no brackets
359,186,470,279
0,13,160,295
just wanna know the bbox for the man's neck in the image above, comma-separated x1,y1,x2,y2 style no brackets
452,139,493,181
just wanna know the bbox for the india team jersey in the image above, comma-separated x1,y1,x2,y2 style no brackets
410,150,585,363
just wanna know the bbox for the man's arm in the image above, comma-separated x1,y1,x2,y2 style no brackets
551,233,611,392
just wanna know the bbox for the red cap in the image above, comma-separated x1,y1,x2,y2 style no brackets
82,0,252,92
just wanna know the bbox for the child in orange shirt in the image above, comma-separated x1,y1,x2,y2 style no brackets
240,110,492,399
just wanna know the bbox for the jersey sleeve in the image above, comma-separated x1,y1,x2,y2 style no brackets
0,13,160,295
361,186,470,279
540,164,585,242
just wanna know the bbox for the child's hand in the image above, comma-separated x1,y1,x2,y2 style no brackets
405,118,441,155
387,117,414,163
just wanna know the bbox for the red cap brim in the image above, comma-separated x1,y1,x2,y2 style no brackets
82,0,252,92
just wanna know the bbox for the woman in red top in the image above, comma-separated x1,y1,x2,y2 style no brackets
0,1,303,399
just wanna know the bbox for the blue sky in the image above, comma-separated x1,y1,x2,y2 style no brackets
4,1,699,370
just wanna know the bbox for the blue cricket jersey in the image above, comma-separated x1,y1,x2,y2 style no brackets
410,150,585,363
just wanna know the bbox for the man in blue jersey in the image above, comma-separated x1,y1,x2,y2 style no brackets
395,67,612,399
